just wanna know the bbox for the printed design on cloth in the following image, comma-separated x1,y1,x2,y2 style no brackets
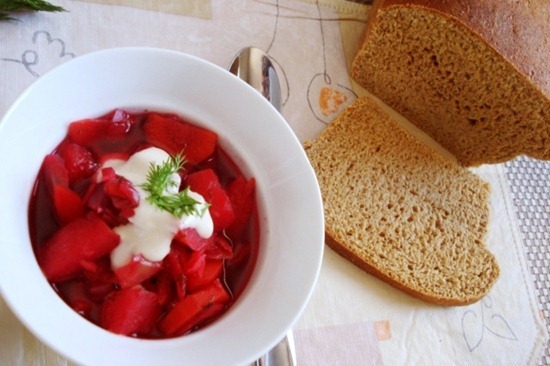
1,30,75,77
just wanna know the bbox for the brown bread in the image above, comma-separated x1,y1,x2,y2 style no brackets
304,96,499,305
351,0,550,166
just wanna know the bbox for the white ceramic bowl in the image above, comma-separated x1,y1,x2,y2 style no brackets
0,47,324,366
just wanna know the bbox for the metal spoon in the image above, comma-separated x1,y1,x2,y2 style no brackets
228,47,295,366
229,46,282,112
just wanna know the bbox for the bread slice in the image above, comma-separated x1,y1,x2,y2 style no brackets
351,0,550,166
304,96,499,305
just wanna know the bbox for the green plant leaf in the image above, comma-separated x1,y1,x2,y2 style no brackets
0,0,65,21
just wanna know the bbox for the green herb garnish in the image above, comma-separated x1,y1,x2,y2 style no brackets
140,154,208,218
0,0,65,21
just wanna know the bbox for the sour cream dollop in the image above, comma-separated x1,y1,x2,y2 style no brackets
101,147,213,269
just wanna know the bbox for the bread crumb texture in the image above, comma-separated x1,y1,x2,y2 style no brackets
304,97,499,306
351,2,549,166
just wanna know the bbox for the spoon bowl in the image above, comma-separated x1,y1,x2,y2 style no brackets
229,47,282,112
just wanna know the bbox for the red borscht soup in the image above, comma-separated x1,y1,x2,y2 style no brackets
28,109,258,338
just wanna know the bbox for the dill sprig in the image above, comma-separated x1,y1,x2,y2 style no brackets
0,0,66,21
139,154,208,218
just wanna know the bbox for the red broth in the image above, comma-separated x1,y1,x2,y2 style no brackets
28,109,259,338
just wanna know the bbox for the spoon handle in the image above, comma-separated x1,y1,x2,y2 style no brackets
272,331,297,366
253,331,296,366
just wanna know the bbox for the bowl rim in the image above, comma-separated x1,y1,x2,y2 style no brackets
0,47,324,366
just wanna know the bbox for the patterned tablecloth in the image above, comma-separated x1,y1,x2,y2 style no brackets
505,157,550,366
0,1,548,365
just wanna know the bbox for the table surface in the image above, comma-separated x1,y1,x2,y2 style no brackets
0,1,548,365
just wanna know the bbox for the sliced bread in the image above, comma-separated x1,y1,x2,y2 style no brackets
351,0,550,166
304,96,499,305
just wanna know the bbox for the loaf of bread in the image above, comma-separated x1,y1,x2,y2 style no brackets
304,96,499,305
351,0,550,166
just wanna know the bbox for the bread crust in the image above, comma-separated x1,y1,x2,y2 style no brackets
374,0,550,98
325,230,486,306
